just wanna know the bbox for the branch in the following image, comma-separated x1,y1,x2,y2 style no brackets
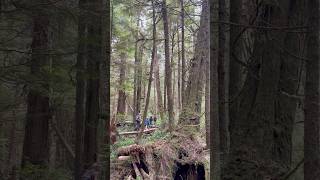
51,117,75,159
212,21,307,31
280,90,304,100
281,158,304,180
0,48,80,55
125,95,134,113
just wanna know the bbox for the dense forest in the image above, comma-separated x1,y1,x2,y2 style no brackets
0,0,319,180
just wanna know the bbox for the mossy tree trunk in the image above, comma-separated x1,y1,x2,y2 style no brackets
179,0,209,129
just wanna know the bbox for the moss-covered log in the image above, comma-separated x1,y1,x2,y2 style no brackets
111,136,208,180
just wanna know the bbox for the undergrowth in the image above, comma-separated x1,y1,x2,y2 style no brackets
110,130,169,160
110,138,135,160
20,163,72,180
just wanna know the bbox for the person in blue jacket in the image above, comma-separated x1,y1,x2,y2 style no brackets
144,117,150,129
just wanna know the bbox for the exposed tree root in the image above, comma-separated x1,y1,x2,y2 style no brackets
111,135,208,180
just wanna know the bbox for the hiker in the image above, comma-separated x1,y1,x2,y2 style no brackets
144,117,150,129
153,114,157,127
135,111,141,130
149,116,153,127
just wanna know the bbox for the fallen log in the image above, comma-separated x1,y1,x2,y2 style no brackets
118,156,131,161
118,144,145,156
119,128,158,136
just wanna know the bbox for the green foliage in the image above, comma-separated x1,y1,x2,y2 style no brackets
144,130,169,143
20,163,72,180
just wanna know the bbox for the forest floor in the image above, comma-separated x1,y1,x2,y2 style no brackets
110,123,209,180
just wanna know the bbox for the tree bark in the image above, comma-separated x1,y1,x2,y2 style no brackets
179,0,208,129
137,0,157,142
177,29,181,110
22,1,50,168
76,1,103,179
100,0,110,178
162,0,174,131
74,1,87,178
117,53,126,116
223,1,297,179
210,0,221,178
218,0,230,164
228,0,241,170
180,0,186,104
171,27,176,118
133,15,142,121
154,52,164,121
163,76,166,111
153,4,164,121
304,0,320,179
205,56,210,148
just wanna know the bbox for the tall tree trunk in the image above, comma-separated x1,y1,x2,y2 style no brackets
137,0,157,142
100,0,110,178
133,16,142,121
162,0,174,131
153,6,164,121
154,54,164,120
223,1,297,179
179,0,208,129
80,0,102,179
275,0,305,167
171,25,176,121
210,0,220,178
163,77,166,111
7,91,19,180
180,0,186,104
228,0,241,170
155,60,163,121
177,29,181,110
218,0,229,164
22,1,50,169
304,0,320,179
205,58,210,148
136,41,143,115
226,0,244,176
117,53,126,116
153,77,157,114
74,1,87,178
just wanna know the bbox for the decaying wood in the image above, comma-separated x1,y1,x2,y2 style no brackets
140,168,150,179
126,175,133,180
145,147,156,179
119,128,158,136
118,144,145,156
132,162,143,179
118,156,131,161
113,136,207,180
